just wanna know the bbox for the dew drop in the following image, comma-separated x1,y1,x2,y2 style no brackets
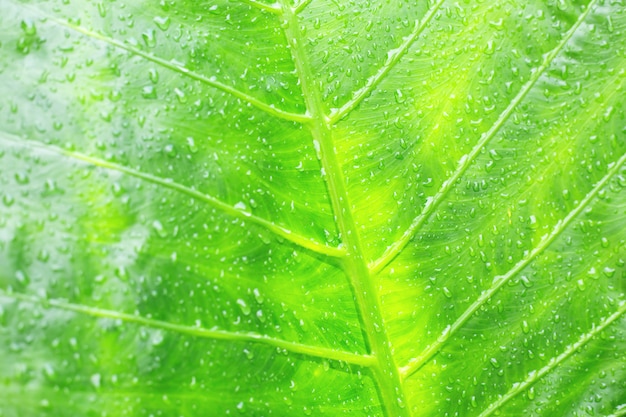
236,299,251,316
90,373,101,389
142,29,157,48
603,267,616,278
20,19,37,36
253,288,264,304
142,85,157,99
153,16,171,31
152,220,167,238
186,137,198,153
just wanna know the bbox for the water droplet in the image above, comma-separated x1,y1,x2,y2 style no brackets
603,267,616,278
520,276,533,288
142,29,157,48
186,137,198,153
15,172,29,184
234,201,250,216
149,68,159,83
174,87,187,103
489,149,502,160
484,40,495,55
396,396,406,408
153,16,171,31
490,357,500,368
20,19,37,36
90,373,101,389
442,287,452,298
253,288,264,304
521,320,530,334
164,144,175,156
152,330,164,346
97,2,106,17
394,89,406,104
152,220,167,238
37,249,50,262
2,194,15,207
142,85,157,99
15,270,29,285
236,299,250,316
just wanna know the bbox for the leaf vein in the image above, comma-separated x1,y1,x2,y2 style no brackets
0,133,345,259
294,0,314,15
477,301,626,417
370,0,598,275
400,148,626,379
278,2,411,415
23,6,309,124
0,290,374,367
329,0,446,123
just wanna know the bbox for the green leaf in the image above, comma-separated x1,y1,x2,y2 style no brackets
1,0,625,416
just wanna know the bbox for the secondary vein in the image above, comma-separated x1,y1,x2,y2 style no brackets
477,301,626,417
20,5,309,124
329,0,446,123
277,2,411,416
294,0,314,15
400,149,626,380
0,133,345,259
0,290,374,367
369,0,599,275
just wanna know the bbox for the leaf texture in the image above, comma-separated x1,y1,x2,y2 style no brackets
0,0,625,416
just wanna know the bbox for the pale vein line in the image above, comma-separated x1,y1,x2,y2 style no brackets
22,7,309,124
278,2,411,416
329,0,446,123
0,290,374,367
400,150,626,380
369,0,598,275
477,301,626,417
239,0,281,14
294,0,313,15
0,133,345,259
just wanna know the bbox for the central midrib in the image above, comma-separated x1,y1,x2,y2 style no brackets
277,2,410,416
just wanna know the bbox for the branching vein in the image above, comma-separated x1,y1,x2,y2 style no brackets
329,0,446,123
369,0,598,275
294,0,314,15
0,290,374,367
21,6,309,124
0,133,345,259
400,149,626,380
477,301,626,417
278,2,411,416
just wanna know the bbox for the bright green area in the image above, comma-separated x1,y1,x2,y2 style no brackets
0,0,625,416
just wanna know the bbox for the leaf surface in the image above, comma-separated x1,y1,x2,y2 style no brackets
1,0,625,416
